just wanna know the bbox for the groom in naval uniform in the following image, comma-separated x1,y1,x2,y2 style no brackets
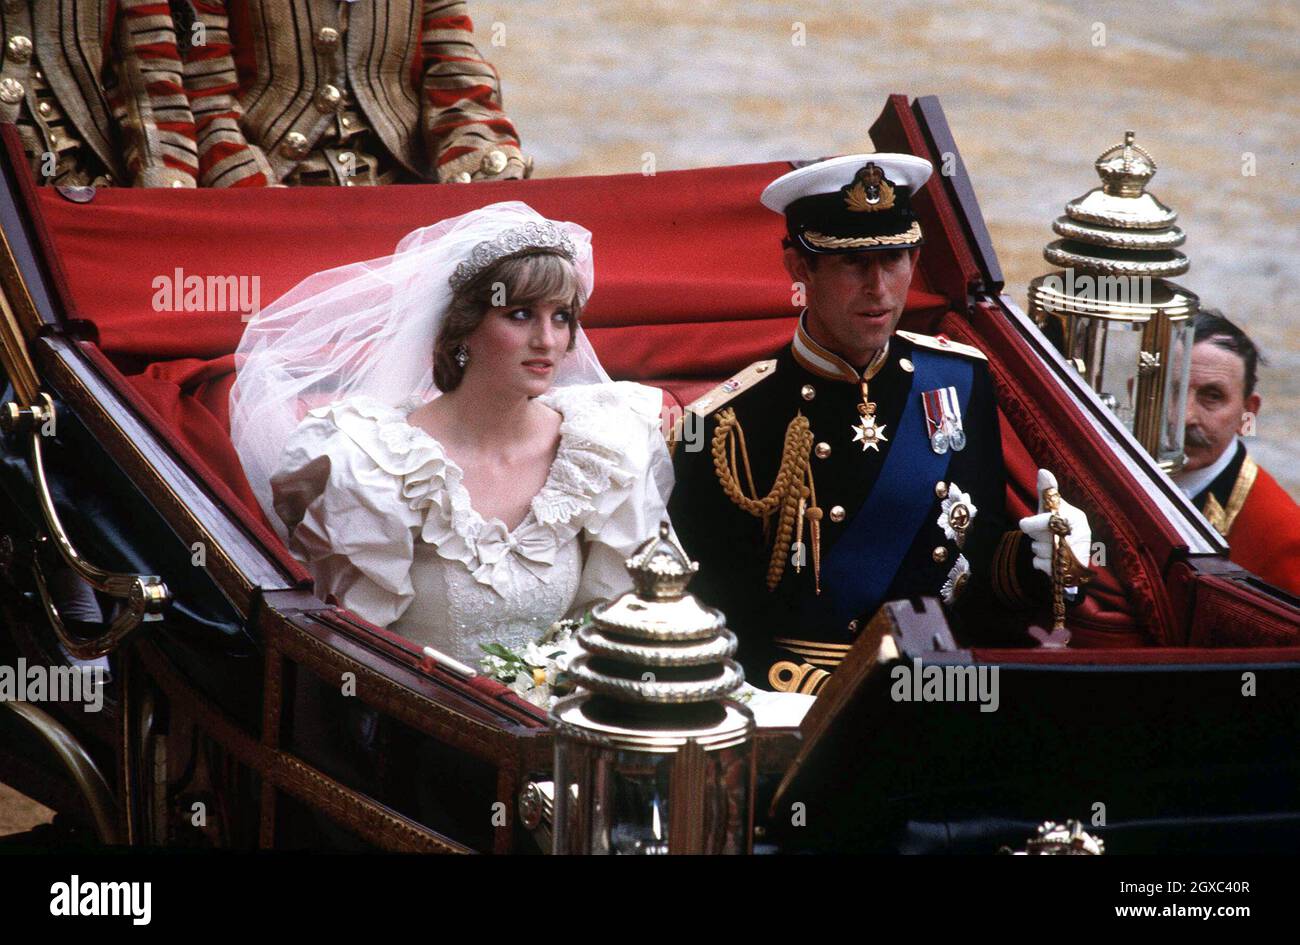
670,154,1093,693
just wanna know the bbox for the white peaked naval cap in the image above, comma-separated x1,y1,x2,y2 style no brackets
761,153,934,253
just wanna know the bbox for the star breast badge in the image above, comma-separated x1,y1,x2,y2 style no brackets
937,483,977,547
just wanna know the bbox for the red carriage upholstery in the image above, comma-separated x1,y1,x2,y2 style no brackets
27,158,1143,643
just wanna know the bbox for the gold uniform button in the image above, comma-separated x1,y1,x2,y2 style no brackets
934,481,948,499
814,442,831,459
829,505,845,523
932,546,948,563
453,171,472,184
315,84,342,111
0,78,22,105
37,101,52,117
280,132,309,158
7,35,33,62
340,116,352,128
315,27,341,50
756,363,769,373
900,358,914,373
481,149,508,175
801,384,816,401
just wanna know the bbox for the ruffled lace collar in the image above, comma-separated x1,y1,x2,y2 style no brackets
313,387,638,592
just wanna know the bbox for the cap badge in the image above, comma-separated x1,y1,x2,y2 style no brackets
843,162,895,213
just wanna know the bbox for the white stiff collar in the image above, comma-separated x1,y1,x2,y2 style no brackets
1172,435,1240,499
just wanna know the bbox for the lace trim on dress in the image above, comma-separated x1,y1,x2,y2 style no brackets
305,385,645,595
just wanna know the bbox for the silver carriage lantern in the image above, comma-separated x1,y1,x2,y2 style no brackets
1028,131,1199,472
550,523,755,854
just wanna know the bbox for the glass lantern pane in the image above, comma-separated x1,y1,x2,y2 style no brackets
1067,316,1147,432
1159,317,1195,466
552,737,753,854
608,751,674,854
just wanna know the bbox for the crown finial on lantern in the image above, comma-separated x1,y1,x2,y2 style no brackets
625,521,699,601
1095,129,1157,198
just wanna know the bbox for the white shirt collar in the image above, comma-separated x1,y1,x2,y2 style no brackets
1172,435,1240,499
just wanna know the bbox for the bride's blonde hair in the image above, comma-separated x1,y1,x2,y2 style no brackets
434,249,586,392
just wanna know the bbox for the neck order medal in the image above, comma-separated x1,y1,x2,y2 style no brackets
851,348,891,451
852,379,888,452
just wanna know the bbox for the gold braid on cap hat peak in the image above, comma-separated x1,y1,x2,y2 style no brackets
803,221,923,250
712,408,821,592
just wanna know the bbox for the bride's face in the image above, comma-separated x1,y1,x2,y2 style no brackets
465,299,575,397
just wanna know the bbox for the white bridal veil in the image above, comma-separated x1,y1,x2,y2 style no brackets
229,201,612,538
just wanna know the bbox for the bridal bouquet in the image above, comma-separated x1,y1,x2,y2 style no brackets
479,617,585,709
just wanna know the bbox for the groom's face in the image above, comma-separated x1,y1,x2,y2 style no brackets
784,247,918,368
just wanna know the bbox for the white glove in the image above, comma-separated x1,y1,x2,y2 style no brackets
1018,469,1091,583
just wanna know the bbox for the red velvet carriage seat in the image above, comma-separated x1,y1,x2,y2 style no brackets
24,157,1146,645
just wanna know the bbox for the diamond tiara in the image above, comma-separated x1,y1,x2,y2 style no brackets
448,221,578,291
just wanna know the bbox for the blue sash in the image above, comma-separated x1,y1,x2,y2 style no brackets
818,348,974,623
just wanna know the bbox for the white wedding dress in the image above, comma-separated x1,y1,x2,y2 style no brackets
267,381,673,666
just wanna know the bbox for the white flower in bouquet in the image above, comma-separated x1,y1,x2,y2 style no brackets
479,617,586,710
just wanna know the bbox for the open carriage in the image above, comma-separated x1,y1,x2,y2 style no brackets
0,95,1296,854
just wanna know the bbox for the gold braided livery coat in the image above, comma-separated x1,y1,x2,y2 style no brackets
185,0,523,185
0,0,196,186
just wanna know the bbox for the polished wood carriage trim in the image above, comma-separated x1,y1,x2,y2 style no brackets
263,600,554,854
0,136,46,404
258,644,284,848
134,638,472,853
0,227,41,404
910,95,1005,296
273,616,537,755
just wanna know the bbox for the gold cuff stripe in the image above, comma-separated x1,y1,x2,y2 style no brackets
776,650,844,667
774,638,852,650
776,645,848,658
991,530,1030,608
803,221,923,249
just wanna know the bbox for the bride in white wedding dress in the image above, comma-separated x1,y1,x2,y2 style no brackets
229,202,673,666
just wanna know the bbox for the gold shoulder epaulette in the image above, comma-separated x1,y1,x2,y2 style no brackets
685,359,778,417
895,330,987,361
